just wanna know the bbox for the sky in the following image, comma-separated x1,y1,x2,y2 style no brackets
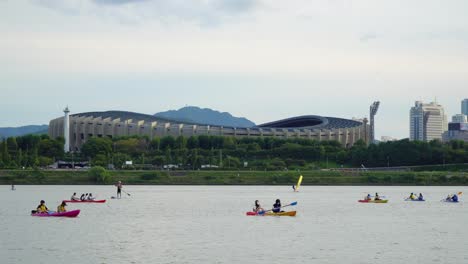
0,0,467,139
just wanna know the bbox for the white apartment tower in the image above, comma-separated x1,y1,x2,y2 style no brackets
410,101,447,141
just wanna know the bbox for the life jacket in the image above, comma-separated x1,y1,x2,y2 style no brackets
37,204,48,213
57,205,66,212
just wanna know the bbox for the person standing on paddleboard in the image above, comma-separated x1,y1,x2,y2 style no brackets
115,181,123,198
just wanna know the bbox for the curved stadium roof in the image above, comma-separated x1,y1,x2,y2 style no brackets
72,111,362,130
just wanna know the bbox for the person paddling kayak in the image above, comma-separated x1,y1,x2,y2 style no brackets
115,181,123,198
452,194,459,202
374,193,381,201
253,200,264,213
87,193,95,200
36,200,49,213
408,193,417,200
71,193,79,201
57,201,67,213
272,199,282,213
418,193,424,201
364,194,372,201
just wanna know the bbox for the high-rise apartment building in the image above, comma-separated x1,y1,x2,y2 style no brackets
462,99,468,116
410,101,447,141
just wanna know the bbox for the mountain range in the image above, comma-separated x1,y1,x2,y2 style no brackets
0,125,48,139
154,106,255,128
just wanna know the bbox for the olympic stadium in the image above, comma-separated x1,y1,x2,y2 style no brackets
49,110,370,151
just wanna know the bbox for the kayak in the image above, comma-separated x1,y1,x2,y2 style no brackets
31,210,80,218
405,199,425,202
441,200,459,203
246,211,297,216
358,200,388,203
62,200,106,203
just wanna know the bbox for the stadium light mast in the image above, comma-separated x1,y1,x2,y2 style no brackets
64,106,70,153
369,101,380,143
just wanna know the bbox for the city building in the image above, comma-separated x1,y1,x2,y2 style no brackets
443,122,468,142
380,136,398,142
49,110,370,151
452,114,467,124
462,99,468,116
410,101,447,141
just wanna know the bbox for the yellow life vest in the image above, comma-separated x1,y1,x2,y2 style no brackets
57,205,66,213
38,205,48,213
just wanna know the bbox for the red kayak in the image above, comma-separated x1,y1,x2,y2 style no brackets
31,210,80,218
62,199,106,203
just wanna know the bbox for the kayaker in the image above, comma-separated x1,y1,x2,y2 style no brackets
80,194,85,201
57,201,67,213
71,192,79,201
452,194,459,202
374,193,381,201
446,195,452,201
409,193,416,200
115,181,123,199
36,200,49,213
253,200,264,212
364,194,372,201
272,199,282,213
418,193,424,201
87,193,95,200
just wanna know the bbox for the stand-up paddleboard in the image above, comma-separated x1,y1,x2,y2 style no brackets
292,175,303,192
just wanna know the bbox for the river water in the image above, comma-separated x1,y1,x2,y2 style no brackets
1,185,467,264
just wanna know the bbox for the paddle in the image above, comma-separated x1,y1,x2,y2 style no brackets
122,190,131,196
258,201,297,215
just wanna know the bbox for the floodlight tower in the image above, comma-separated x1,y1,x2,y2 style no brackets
369,101,380,143
64,106,70,153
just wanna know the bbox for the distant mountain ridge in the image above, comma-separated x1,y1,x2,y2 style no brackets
154,106,256,128
0,125,48,138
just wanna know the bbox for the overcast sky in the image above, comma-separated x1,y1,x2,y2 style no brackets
1,0,467,139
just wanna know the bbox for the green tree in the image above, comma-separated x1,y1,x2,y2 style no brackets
187,136,199,149
81,138,112,159
160,136,176,150
176,136,187,150
1,139,11,165
149,138,160,151
38,139,64,159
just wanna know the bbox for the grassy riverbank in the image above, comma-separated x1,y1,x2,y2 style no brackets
1,169,468,186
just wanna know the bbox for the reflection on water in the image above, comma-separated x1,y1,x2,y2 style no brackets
0,185,467,264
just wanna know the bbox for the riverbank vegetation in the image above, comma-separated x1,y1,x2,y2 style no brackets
1,134,467,172
1,169,467,185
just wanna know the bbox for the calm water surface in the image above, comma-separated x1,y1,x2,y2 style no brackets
1,185,467,264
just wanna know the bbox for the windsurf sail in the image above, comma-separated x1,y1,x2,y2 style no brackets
295,175,303,192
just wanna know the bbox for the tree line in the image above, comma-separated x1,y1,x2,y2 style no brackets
1,134,467,170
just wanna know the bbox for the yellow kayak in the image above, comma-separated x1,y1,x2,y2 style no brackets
358,200,388,203
265,211,297,216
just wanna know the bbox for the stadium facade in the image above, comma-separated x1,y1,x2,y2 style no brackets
49,111,369,151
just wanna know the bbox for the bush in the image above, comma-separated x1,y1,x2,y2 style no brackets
88,166,113,184
141,173,159,181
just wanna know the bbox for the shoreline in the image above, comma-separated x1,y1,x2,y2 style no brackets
1,169,467,186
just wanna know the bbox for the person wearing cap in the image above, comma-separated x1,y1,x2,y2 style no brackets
36,200,49,213
115,181,123,199
57,201,67,213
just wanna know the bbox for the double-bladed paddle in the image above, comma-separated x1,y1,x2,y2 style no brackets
258,201,297,215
